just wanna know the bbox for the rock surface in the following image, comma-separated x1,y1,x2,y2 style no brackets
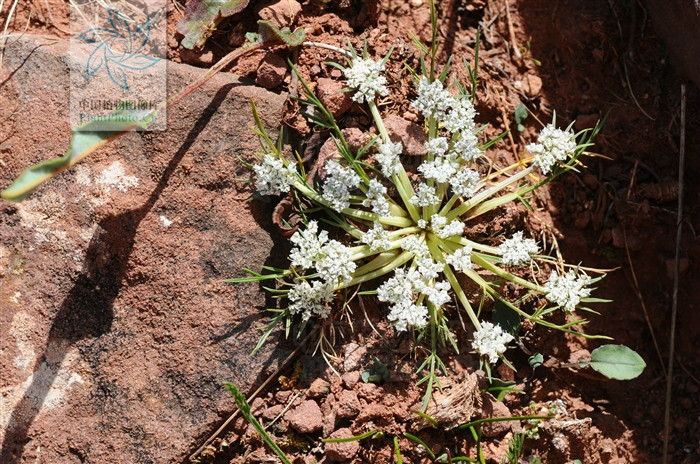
0,35,288,464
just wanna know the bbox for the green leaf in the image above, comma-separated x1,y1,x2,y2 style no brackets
528,353,544,369
493,300,521,335
258,20,305,47
1,111,152,202
176,0,249,49
589,344,646,380
514,103,528,132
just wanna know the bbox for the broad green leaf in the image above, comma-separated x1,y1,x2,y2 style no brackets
589,344,646,380
1,111,153,202
176,0,249,50
257,20,305,47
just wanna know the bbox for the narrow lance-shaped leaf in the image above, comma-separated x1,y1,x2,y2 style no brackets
257,20,305,47
1,110,153,202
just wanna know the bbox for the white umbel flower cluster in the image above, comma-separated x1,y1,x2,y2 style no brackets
412,77,453,120
361,221,392,251
409,184,440,207
430,214,464,239
363,179,391,217
445,245,473,272
527,124,577,175
322,159,362,212
289,220,357,284
253,154,298,196
449,168,480,198
498,231,540,266
375,140,403,178
288,280,335,321
344,57,389,103
542,269,592,312
471,321,514,364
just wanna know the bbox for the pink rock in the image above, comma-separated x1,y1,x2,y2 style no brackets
256,0,302,29
286,400,323,434
256,53,287,89
479,394,521,437
308,378,331,398
317,78,352,117
325,428,360,461
0,35,287,464
335,390,360,418
383,114,428,156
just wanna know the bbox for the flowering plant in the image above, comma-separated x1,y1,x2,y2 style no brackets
231,37,644,406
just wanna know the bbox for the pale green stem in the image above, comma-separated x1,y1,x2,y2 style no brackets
438,193,460,216
338,250,413,289
446,165,535,221
470,253,544,293
353,250,400,276
444,236,499,254
442,264,481,329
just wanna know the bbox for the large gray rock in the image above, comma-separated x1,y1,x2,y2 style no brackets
0,35,289,463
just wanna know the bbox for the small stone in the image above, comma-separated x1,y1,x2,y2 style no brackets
256,53,287,89
335,390,361,418
275,390,292,403
256,0,302,29
325,428,360,461
479,394,519,437
383,114,428,156
496,363,515,382
574,113,600,131
341,371,360,389
286,400,323,434
522,74,542,98
343,343,367,372
179,48,215,67
317,78,352,117
261,404,285,420
308,378,331,398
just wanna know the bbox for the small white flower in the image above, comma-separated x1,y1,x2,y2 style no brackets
316,239,357,284
288,279,335,321
542,269,592,312
322,159,361,212
363,179,390,217
422,280,451,307
289,221,328,269
344,57,389,103
452,131,482,162
402,235,431,259
388,300,429,332
443,98,477,134
376,140,403,178
527,124,577,175
499,231,540,266
425,137,449,157
415,255,444,281
417,219,428,229
445,245,473,272
362,221,392,251
450,168,480,198
377,267,421,305
431,214,464,238
409,184,440,207
253,154,298,196
418,157,459,184
472,322,515,364
412,77,453,120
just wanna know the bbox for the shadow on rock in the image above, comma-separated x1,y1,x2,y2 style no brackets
0,84,236,463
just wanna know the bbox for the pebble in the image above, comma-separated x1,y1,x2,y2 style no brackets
343,342,367,372
574,113,600,131
256,0,302,29
383,114,428,156
308,378,331,398
286,400,323,434
325,427,360,461
256,53,287,89
317,78,353,117
335,390,361,418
